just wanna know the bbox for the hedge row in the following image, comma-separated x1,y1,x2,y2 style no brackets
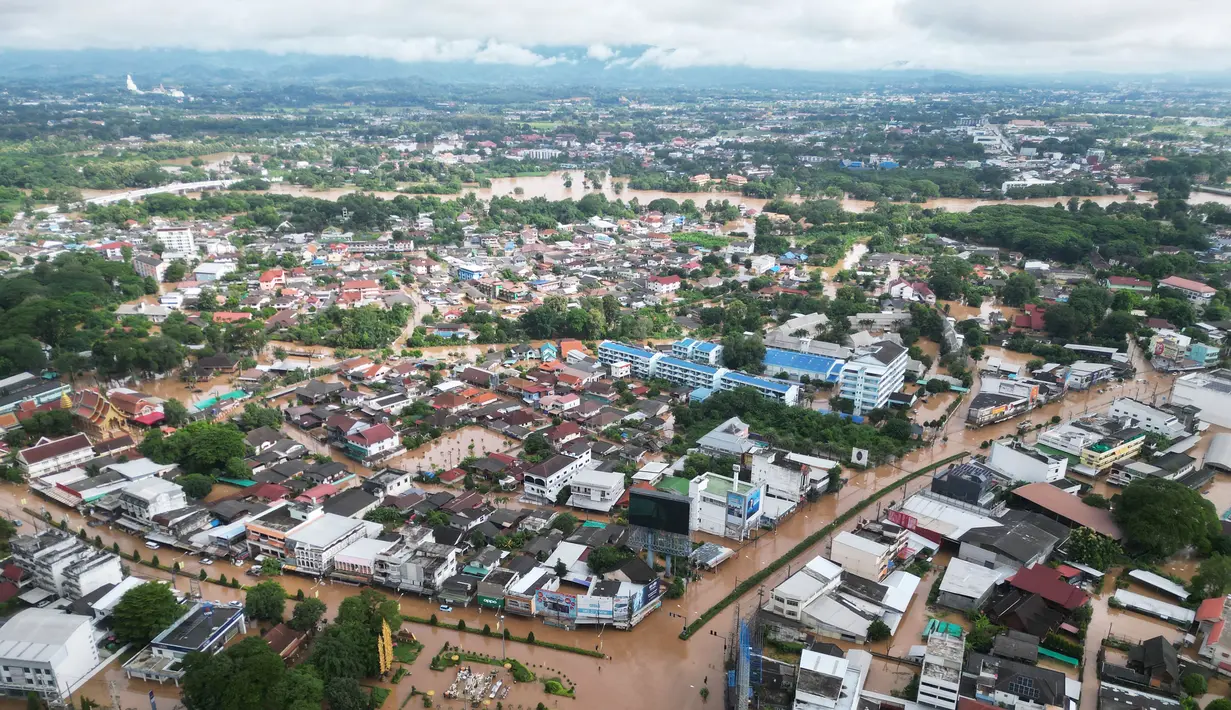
402,614,605,658
679,451,969,639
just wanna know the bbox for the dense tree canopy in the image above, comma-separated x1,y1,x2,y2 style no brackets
1113,478,1220,559
112,582,182,645
140,421,248,474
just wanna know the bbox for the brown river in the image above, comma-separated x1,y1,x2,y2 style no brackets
82,169,1231,214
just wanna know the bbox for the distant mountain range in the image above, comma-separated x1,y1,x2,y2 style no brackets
1,48,1229,92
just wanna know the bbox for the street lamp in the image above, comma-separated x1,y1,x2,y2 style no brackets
497,613,506,659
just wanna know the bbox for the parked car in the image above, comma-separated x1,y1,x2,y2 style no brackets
438,605,453,613
246,568,262,577
144,541,160,550
87,520,105,527
200,558,214,566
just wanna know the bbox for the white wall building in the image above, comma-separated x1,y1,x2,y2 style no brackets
1107,397,1189,439
839,341,908,415
10,529,123,600
0,609,99,701
768,557,843,621
830,530,899,582
794,647,871,710
17,434,94,479
688,471,766,541
522,452,591,506
118,478,187,524
1172,370,1231,428
985,441,1068,483
566,467,626,514
917,632,964,710
155,227,196,255
285,514,383,576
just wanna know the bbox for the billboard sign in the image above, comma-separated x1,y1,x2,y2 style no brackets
642,578,662,605
851,448,870,467
628,488,692,536
888,509,918,530
577,595,614,619
535,589,577,619
745,488,761,520
726,491,746,526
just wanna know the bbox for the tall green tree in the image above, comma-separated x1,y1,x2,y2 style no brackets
112,582,182,645
244,580,287,623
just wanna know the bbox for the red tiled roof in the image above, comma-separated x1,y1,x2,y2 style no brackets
247,483,290,501
1160,276,1215,295
2,564,24,582
546,421,580,441
1012,482,1123,539
0,582,18,604
133,412,165,426
1107,276,1151,287
1209,619,1225,647
1197,597,1225,622
349,423,396,444
1007,563,1091,611
19,434,92,465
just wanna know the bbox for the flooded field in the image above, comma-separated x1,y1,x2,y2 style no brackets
80,169,1191,217
388,426,519,473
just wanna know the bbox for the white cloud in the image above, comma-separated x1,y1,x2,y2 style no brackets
0,0,1228,73
586,44,616,61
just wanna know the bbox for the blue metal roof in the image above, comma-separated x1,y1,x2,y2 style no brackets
676,337,698,348
660,355,718,375
764,348,845,382
721,371,793,393
600,341,655,359
696,342,720,353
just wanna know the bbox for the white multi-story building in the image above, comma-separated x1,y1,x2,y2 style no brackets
917,632,964,710
768,557,843,621
794,647,871,710
373,531,459,596
1107,397,1189,440
10,529,123,600
838,341,908,415
831,529,904,582
1172,369,1231,428
985,441,1068,483
688,471,766,541
522,452,591,505
0,609,99,701
566,467,626,513
118,478,187,524
155,226,196,255
285,514,383,576
1159,276,1216,305
17,434,94,478
671,338,724,366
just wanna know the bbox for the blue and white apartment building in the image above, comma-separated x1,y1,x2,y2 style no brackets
838,341,908,415
598,341,799,405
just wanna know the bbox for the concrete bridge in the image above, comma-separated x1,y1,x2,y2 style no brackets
85,179,238,206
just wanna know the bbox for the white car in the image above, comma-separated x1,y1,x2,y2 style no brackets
200,558,214,566
144,541,161,550
438,605,453,613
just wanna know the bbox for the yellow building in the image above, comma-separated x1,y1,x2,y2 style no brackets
1080,432,1146,472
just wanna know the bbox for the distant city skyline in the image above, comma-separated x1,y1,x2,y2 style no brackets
0,0,1226,75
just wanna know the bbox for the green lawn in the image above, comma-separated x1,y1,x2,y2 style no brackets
366,686,391,707
393,640,424,663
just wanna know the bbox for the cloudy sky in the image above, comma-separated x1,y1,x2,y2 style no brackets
0,0,1225,73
